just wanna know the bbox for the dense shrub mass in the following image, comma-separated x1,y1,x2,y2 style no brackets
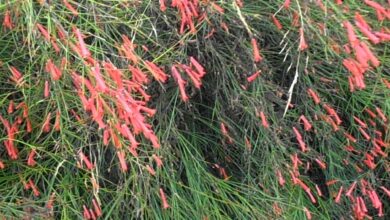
0,0,389,219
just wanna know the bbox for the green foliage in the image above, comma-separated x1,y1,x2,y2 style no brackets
0,0,389,219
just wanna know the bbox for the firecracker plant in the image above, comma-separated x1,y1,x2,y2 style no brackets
0,0,389,219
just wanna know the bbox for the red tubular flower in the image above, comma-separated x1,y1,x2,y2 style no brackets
91,63,108,92
143,128,160,149
189,57,206,77
251,38,263,63
343,21,358,47
129,65,149,84
54,110,61,131
296,179,316,203
245,136,252,150
23,179,31,190
204,28,216,39
159,0,167,11
353,200,364,220
145,61,168,83
117,151,128,172
335,0,343,5
0,160,5,169
305,189,317,203
359,127,370,140
291,153,302,171
56,23,67,40
103,129,110,146
51,39,60,53
3,123,19,159
375,31,390,41
360,179,368,196
355,22,380,44
316,0,326,12
364,108,377,118
363,153,376,169
346,181,357,197
358,196,368,213
380,186,390,197
104,61,124,89
315,184,323,197
3,10,13,29
321,114,339,132
290,171,298,184
181,64,202,89
79,151,94,170
153,154,163,168
299,115,312,131
348,76,355,92
44,80,50,98
217,23,228,34
9,66,23,84
27,149,37,167
283,0,291,9
247,71,261,83
171,65,189,102
8,100,14,114
139,106,156,117
303,207,312,220
276,170,285,186
375,107,387,122
63,0,79,16
92,199,102,217
220,122,233,143
355,12,380,44
36,23,51,41
83,205,91,219
367,118,376,127
353,44,369,69
326,179,338,186
354,164,363,173
293,127,308,152
110,128,122,149
315,158,326,170
259,111,269,128
353,116,368,128
360,42,380,67
42,112,51,133
235,0,244,7
89,208,96,220
136,87,151,102
343,44,351,54
271,15,283,30
323,104,342,125
127,146,137,158
146,165,156,176
120,124,139,149
45,59,62,80
307,88,321,104
298,28,308,51
121,35,138,64
334,186,343,203
382,78,390,89
211,2,224,14
368,190,382,209
364,0,389,21
26,118,32,133
292,11,299,27
29,179,40,196
159,188,170,209
46,193,56,209
73,27,91,58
